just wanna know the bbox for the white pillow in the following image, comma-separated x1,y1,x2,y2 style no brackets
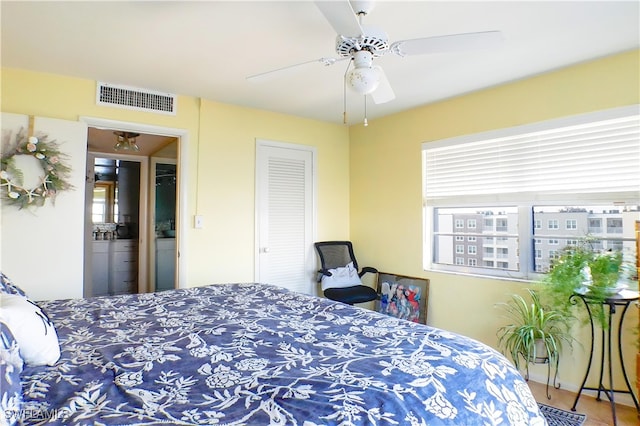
321,262,362,291
0,294,60,366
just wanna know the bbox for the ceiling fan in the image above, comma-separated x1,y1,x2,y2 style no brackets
248,0,503,124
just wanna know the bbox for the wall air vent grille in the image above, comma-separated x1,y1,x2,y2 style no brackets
96,82,177,115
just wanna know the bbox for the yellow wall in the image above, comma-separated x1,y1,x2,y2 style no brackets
2,49,639,396
1,68,351,288
348,49,640,395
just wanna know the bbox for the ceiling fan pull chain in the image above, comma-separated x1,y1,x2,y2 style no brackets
363,95,368,127
343,59,352,125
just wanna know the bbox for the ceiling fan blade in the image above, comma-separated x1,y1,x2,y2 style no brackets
247,57,344,82
390,30,503,57
371,66,395,104
315,0,364,36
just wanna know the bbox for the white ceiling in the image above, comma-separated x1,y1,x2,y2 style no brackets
2,1,639,126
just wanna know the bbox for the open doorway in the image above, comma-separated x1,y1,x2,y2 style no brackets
81,117,187,296
87,155,145,296
152,159,177,291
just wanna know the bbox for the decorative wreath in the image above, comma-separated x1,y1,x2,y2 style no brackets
1,129,73,209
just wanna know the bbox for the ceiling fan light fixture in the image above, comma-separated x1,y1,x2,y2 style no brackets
346,50,380,95
113,131,140,152
347,66,380,95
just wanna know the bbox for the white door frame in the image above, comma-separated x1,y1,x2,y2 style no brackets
254,138,318,295
80,116,189,290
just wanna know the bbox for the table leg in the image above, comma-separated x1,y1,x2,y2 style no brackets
606,303,617,425
617,302,640,410
572,297,594,412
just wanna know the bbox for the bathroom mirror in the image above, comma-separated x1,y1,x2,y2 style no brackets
92,181,115,223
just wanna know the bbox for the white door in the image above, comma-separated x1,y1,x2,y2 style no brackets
255,140,316,295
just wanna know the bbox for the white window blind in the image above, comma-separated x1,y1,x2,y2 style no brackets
423,106,640,204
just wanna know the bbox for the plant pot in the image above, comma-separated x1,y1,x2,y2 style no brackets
581,281,629,297
528,338,550,364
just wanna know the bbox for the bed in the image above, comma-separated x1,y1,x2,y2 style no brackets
2,281,546,425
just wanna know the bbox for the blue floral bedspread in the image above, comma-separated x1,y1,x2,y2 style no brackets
20,283,546,425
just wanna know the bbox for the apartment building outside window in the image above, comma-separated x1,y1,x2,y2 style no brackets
422,106,639,280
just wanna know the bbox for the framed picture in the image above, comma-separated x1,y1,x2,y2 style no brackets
376,272,430,324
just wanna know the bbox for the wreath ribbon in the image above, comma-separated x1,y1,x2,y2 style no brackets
0,117,73,209
28,115,35,139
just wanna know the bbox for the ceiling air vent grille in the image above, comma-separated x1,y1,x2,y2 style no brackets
96,82,177,115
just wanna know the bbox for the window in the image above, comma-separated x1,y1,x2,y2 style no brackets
468,236,477,242
609,240,623,251
468,259,477,266
430,207,520,273
468,219,477,229
423,106,640,279
455,236,464,241
607,218,623,233
588,218,602,233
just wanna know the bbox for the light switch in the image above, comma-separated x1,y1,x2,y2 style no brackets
194,215,204,229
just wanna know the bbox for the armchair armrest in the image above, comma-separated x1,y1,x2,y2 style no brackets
359,266,378,278
316,269,333,283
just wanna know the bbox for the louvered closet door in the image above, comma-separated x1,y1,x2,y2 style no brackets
255,140,316,295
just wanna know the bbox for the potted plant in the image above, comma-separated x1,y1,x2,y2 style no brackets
497,289,574,374
536,238,632,328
